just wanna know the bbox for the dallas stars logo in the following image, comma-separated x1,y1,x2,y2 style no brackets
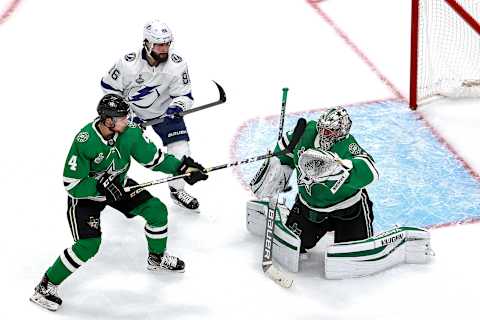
87,217,100,230
95,160,128,180
289,223,302,237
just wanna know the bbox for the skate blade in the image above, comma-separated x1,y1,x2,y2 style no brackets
30,293,60,311
172,200,200,213
147,265,185,273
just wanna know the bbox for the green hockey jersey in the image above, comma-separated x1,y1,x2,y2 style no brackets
63,119,182,200
274,120,379,213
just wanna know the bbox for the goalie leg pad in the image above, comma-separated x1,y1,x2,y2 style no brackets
246,200,301,272
404,227,435,263
324,226,433,279
249,157,293,199
246,200,268,237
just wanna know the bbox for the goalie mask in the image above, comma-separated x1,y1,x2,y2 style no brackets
143,20,173,62
316,107,352,151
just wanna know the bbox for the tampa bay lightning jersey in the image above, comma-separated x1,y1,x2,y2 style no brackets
101,49,193,120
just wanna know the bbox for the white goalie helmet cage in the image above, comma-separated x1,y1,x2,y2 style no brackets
143,20,174,53
316,107,352,151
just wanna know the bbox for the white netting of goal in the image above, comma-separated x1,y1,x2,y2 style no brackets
418,0,480,101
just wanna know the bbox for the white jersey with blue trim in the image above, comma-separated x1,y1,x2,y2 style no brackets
101,49,193,120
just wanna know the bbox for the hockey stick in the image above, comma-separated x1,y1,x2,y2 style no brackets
278,88,288,140
142,81,226,127
262,88,293,288
279,88,293,193
125,118,306,193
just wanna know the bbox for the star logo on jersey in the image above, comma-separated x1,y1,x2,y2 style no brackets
94,160,129,180
297,168,316,196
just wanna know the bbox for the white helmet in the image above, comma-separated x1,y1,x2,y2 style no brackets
316,107,352,150
143,20,173,45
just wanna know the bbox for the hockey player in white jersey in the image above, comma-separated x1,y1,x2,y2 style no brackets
101,20,199,211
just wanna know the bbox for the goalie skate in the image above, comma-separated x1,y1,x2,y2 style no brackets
29,274,62,312
147,252,185,273
170,187,200,212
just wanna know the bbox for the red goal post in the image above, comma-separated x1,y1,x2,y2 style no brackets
410,0,480,110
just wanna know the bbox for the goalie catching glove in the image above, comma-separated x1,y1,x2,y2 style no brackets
298,149,352,182
250,156,293,199
177,156,209,185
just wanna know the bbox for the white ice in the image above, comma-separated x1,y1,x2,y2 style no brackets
0,0,479,319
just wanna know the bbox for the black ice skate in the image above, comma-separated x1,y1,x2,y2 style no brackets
147,252,185,273
29,274,62,311
170,187,199,211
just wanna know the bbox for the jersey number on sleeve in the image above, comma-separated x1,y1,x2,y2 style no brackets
182,71,190,85
68,155,78,171
109,66,120,80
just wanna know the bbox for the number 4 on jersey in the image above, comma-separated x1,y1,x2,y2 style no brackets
68,155,78,171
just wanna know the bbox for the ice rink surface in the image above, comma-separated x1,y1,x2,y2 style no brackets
1,0,479,319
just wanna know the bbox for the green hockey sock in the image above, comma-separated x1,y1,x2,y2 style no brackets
46,238,101,285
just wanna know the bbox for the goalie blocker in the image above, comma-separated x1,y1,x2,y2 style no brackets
246,201,434,278
250,157,293,199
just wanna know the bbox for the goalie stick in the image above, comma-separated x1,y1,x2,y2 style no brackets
262,87,293,288
279,88,293,194
125,118,306,193
142,81,226,127
278,88,288,141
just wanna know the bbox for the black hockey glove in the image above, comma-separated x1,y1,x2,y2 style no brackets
177,156,208,185
97,172,126,202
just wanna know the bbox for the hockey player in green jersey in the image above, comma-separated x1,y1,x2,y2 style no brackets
30,94,208,311
250,106,379,254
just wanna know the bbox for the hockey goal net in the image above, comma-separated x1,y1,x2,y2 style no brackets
410,0,480,109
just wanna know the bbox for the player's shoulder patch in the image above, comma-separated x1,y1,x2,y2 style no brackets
348,142,362,155
124,52,137,62
76,131,90,143
128,121,139,129
171,53,183,63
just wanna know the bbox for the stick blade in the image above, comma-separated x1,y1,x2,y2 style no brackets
265,265,293,288
212,80,226,102
285,117,307,152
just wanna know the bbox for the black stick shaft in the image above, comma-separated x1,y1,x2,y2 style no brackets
143,81,226,127
126,118,306,192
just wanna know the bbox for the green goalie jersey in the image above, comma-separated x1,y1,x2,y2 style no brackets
274,120,379,212
63,120,182,201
